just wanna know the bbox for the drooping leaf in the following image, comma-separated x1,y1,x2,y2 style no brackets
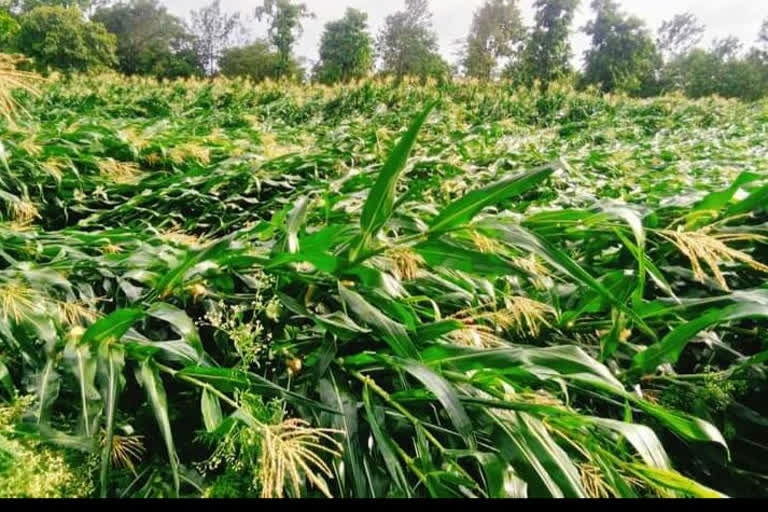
338,283,418,359
362,385,412,497
482,222,656,339
201,389,223,433
633,301,768,373
153,237,233,300
400,360,475,448
64,342,101,438
430,163,557,233
587,417,671,469
628,464,727,498
81,309,145,349
492,411,586,498
318,372,367,498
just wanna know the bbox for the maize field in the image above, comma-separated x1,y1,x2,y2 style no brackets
1,71,767,498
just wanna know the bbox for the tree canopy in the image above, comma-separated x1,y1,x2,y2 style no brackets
17,5,116,73
582,0,661,95
313,7,373,84
219,39,302,82
255,0,313,74
190,0,242,75
515,0,580,86
377,0,449,81
92,0,201,78
461,0,525,80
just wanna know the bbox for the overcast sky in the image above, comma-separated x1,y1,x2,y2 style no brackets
163,0,768,68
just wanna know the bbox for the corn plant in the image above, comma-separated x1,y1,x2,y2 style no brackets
0,74,767,498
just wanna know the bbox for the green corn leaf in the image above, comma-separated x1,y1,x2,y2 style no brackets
318,372,367,498
726,181,768,216
399,359,475,449
627,397,728,454
482,221,656,340
64,341,101,438
98,347,125,498
201,389,223,433
81,309,145,349
135,359,180,497
421,344,625,393
31,357,60,426
147,302,203,356
338,283,419,359
633,302,768,374
351,101,437,261
491,411,586,498
286,196,310,254
587,417,671,469
430,163,557,233
695,172,761,212
628,465,727,498
153,237,232,300
413,239,512,275
362,386,412,497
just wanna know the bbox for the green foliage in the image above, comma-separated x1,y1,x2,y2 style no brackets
461,0,525,80
1,72,768,498
190,0,241,76
514,0,580,87
581,0,662,96
661,47,768,101
92,0,202,79
218,40,301,83
377,0,450,82
255,0,314,77
17,6,116,73
313,8,373,84
0,9,19,50
0,397,95,498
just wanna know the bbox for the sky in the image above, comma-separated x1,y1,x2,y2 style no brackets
163,0,768,68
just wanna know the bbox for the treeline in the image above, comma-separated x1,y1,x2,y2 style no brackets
2,0,768,100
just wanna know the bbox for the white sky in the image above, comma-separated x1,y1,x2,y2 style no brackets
163,0,768,68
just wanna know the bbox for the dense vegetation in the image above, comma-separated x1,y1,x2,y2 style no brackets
1,0,768,100
0,70,767,498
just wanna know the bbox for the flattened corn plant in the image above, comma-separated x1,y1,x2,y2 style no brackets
0,73,767,498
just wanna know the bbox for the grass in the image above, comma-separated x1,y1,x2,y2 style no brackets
0,69,767,498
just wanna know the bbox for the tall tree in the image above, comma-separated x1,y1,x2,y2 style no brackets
582,0,661,95
93,0,201,78
190,0,241,75
313,7,373,84
516,0,580,86
377,0,449,81
461,0,524,80
17,5,116,72
712,35,743,61
254,0,313,76
657,13,705,61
